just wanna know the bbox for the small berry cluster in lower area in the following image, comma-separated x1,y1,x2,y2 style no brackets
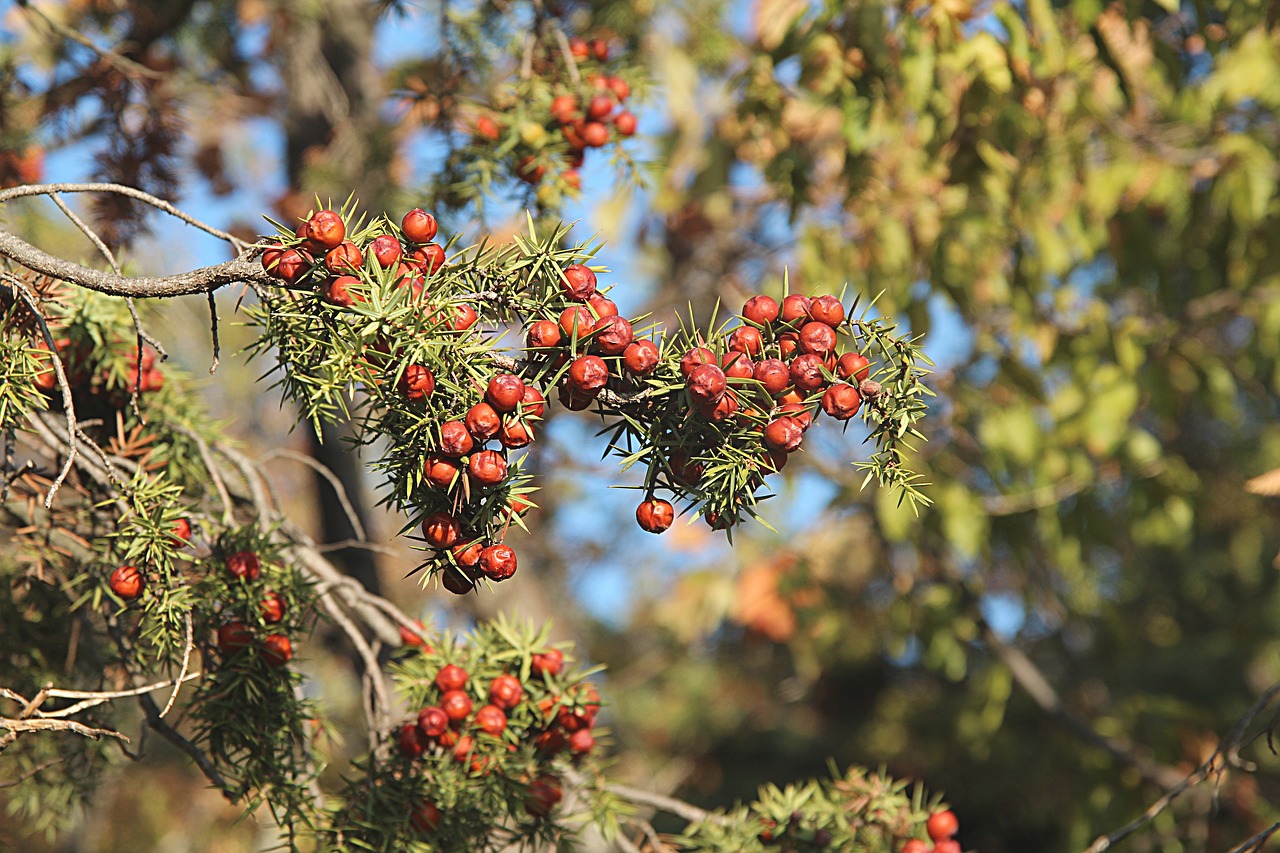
325,617,605,850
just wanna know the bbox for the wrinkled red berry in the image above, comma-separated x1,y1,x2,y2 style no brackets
321,275,362,307
412,243,445,274
558,381,598,411
789,354,828,393
439,421,474,457
452,539,483,569
559,305,596,341
324,241,363,274
809,294,845,326
479,544,518,580
686,363,727,404
764,417,804,453
521,386,547,419
591,315,634,355
527,319,562,349
423,453,460,489
401,208,439,244
721,351,755,379
743,294,780,326
568,355,609,393
304,210,345,250
698,393,739,422
820,383,862,420
369,235,402,268
728,326,764,356
780,294,812,324
561,264,597,300
486,374,525,413
622,339,660,375
636,498,675,533
469,449,509,486
798,321,837,356
465,402,502,441
499,419,533,449
679,347,716,379
587,293,618,318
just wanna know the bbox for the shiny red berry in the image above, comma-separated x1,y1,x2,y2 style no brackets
260,591,286,624
423,511,463,549
926,810,959,842
820,383,862,420
636,498,675,533
397,364,435,400
440,689,473,723
488,675,524,710
531,648,564,678
109,565,144,600
398,722,428,758
809,294,845,326
262,633,293,667
568,355,609,393
527,319,562,349
418,705,449,738
742,294,780,326
401,208,439,244
780,293,812,324
217,621,253,653
474,704,508,736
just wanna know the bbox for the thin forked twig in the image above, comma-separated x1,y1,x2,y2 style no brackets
1081,682,1280,853
261,448,368,540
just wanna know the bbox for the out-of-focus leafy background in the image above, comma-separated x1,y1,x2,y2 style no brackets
4,1,1280,850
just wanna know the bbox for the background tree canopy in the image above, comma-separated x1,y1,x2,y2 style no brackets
3,0,1280,851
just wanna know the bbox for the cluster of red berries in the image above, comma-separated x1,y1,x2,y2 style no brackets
638,291,876,533
106,518,191,601
902,810,961,853
260,207,458,315
31,336,166,404
417,365,545,594
474,35,637,193
212,548,294,667
396,647,600,834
